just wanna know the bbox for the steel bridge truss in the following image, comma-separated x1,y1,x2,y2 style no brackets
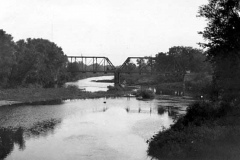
67,56,185,85
67,56,116,73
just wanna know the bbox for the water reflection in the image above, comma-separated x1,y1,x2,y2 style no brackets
0,97,192,160
25,119,61,138
65,76,114,92
157,107,165,115
0,119,61,159
0,127,25,159
157,106,180,123
1,74,194,160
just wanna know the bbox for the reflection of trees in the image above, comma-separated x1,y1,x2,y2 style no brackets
168,108,178,117
0,127,25,159
25,119,61,138
157,107,165,115
157,106,179,120
0,119,61,159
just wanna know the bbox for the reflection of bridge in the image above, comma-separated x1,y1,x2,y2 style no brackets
67,56,184,85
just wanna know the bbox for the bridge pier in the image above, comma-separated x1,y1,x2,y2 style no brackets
114,72,120,86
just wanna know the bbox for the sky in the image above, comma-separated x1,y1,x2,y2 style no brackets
0,0,208,65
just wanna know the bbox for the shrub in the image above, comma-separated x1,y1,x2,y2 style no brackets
172,101,233,130
136,89,155,99
148,100,239,160
66,85,79,93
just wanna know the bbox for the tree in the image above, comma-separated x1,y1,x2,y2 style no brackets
0,30,15,87
155,47,210,73
67,62,80,80
154,52,170,73
11,38,68,88
8,39,39,86
169,46,211,73
198,0,240,102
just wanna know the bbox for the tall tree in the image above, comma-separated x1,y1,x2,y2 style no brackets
0,30,15,87
9,39,39,86
198,0,240,102
11,38,68,87
155,47,210,73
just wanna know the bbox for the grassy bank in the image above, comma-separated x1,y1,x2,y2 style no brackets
148,101,240,160
0,86,128,106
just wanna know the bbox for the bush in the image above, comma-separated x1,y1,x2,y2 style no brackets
66,85,79,93
147,101,239,160
136,89,155,99
172,101,233,130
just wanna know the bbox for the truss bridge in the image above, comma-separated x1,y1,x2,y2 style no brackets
67,56,185,85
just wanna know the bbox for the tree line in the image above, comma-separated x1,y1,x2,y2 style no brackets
155,46,212,74
0,30,68,88
1,29,212,89
121,46,211,75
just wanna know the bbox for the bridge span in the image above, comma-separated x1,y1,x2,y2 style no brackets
67,56,184,85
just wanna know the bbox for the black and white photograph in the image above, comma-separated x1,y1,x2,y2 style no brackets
1,0,240,159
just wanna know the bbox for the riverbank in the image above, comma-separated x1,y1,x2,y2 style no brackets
148,101,240,160
0,87,129,107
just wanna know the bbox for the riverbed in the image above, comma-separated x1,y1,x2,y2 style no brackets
0,76,193,160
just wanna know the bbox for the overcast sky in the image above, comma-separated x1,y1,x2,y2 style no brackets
1,0,208,65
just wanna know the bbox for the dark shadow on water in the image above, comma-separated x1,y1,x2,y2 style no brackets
157,106,179,119
0,119,61,159
157,107,165,115
25,118,61,138
0,127,25,159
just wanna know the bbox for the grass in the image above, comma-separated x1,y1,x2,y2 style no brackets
148,101,240,160
0,86,128,105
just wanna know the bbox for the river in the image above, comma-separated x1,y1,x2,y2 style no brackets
0,76,193,160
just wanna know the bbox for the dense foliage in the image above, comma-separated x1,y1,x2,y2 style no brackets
198,0,240,102
155,46,211,74
148,1,240,159
0,30,15,86
0,30,68,88
148,101,240,160
66,61,113,81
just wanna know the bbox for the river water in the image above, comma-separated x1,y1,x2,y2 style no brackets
65,76,114,92
0,76,193,160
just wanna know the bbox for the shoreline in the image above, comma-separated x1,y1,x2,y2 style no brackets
0,85,195,107
0,87,130,107
147,101,240,160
